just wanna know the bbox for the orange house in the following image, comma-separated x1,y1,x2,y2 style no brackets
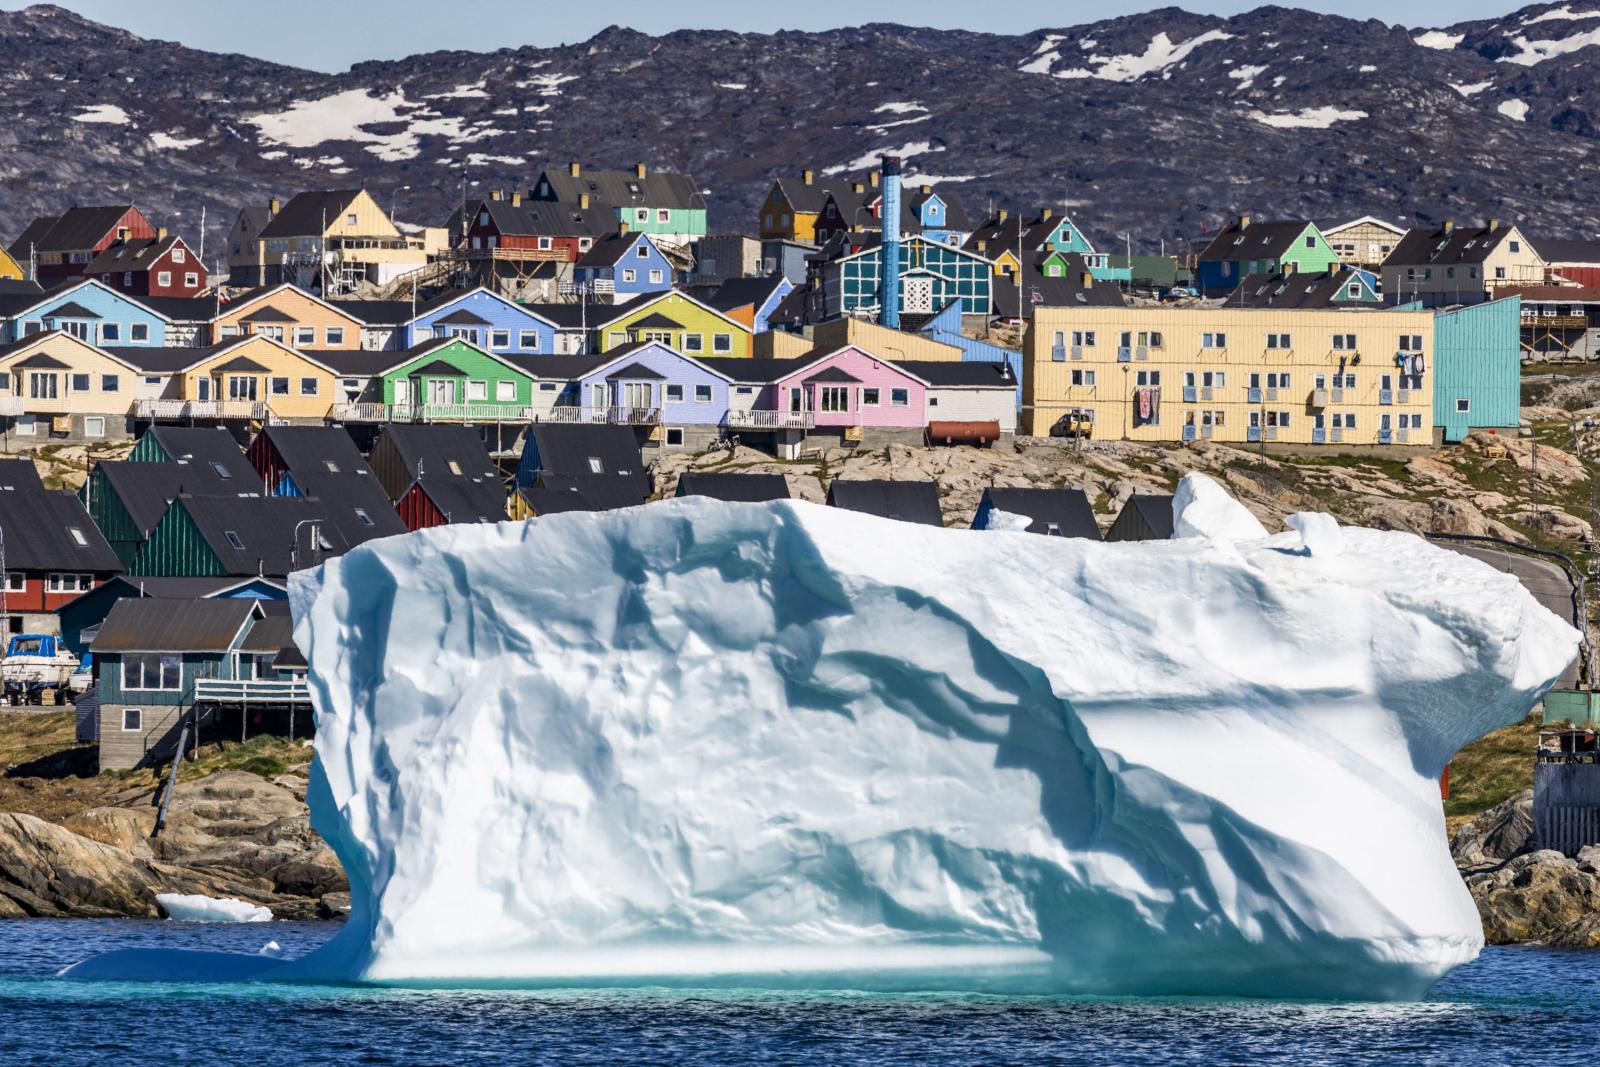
211,284,364,349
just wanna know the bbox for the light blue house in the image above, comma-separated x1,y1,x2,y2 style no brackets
919,300,1022,399
1433,296,1522,443
0,279,169,345
408,287,559,355
574,341,733,448
574,233,675,303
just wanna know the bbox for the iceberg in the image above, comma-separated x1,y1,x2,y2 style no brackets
155,893,273,923
65,475,1575,998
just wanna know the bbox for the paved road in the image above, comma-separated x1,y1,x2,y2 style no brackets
1439,542,1583,687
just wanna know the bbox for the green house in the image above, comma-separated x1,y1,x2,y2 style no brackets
1196,218,1340,294
379,338,538,419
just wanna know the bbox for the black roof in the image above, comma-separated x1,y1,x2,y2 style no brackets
48,301,100,320
976,487,1100,538
576,233,648,269
804,365,861,383
103,345,215,374
1197,219,1314,263
675,472,790,502
240,305,296,324
1383,223,1519,268
85,574,284,601
257,425,368,478
518,302,591,329
1110,495,1175,541
0,476,120,571
170,495,358,577
92,598,257,653
604,361,666,381
630,311,683,329
7,217,57,262
257,191,365,239
328,299,412,326
377,424,498,485
524,423,644,480
83,235,183,275
410,359,467,377
237,612,300,656
98,460,259,536
501,353,616,380
15,352,70,369
125,294,217,322
704,275,789,313
1533,236,1600,266
307,348,410,377
534,164,707,212
30,206,138,253
140,426,252,473
414,473,506,524
693,356,802,384
434,308,493,326
825,479,943,527
1221,269,1371,310
892,360,1016,387
992,254,1125,317
521,474,646,515
214,355,270,374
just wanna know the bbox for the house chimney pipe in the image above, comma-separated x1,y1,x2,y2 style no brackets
880,155,903,330
569,161,581,177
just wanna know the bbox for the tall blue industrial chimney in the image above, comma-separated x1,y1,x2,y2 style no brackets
879,155,902,329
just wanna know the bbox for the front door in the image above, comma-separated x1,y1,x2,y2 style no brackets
394,379,411,405
788,387,804,413
196,377,211,402
428,379,454,404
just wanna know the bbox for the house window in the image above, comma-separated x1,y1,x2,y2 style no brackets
649,270,663,284
495,380,515,401
122,708,142,732
131,323,148,342
1456,398,1471,413
2,573,21,592
1304,236,1316,248
184,273,198,288
323,460,340,473
1399,334,1424,351
46,573,93,593
210,462,232,479
665,384,684,402
861,388,880,406
657,210,670,224
101,374,118,392
694,384,712,403
346,213,358,225
819,386,849,412
1136,370,1160,386
1332,334,1357,350
1071,331,1095,346
83,416,105,439
1495,267,1506,279
354,508,374,527
325,327,344,346
519,330,539,350
1265,333,1290,349
636,209,648,223
1202,332,1227,348
270,377,290,396
622,269,636,283
229,376,258,401
101,323,121,343
29,373,57,399
1071,369,1097,386
157,271,172,287
122,653,181,691
1510,241,1521,253
295,326,316,347
665,427,684,446
579,238,592,251
466,380,488,401
218,325,239,339
299,377,318,396
713,334,732,353
172,247,186,264
491,330,510,349
70,373,90,392
683,334,703,352
890,388,909,407
257,326,284,342
636,245,651,259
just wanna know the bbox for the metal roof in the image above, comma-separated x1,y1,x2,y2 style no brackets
524,423,645,480
256,191,366,239
174,495,357,577
92,597,258,653
98,460,258,536
413,473,506,524
825,480,943,526
977,487,1100,538
676,472,790,502
520,474,646,515
893,360,1016,387
377,424,499,485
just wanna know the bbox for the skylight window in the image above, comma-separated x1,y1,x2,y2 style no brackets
448,460,462,475
587,457,604,473
67,527,87,547
324,460,339,473
211,462,232,479
354,508,374,527
225,530,245,550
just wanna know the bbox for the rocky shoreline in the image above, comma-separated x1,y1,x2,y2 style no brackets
1453,789,1600,948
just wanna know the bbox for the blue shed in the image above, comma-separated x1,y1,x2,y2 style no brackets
407,287,559,356
1433,296,1522,443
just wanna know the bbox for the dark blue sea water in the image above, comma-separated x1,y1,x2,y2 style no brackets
2,920,1597,1065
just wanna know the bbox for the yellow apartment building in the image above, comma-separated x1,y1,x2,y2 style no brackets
1023,306,1435,447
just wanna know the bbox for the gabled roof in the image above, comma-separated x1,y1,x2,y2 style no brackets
577,232,654,269
771,173,873,216
239,305,297,324
1197,219,1316,263
279,470,407,544
523,423,644,480
1112,495,1175,541
92,597,258,654
378,423,499,484
7,216,58,262
629,311,683,329
411,286,560,329
213,355,270,374
410,359,466,377
219,283,366,326
993,253,1125,317
433,308,493,326
1221,268,1377,309
256,425,368,478
596,288,751,334
141,426,254,473
237,612,300,657
964,212,1077,258
182,334,340,377
704,275,789,314
1532,236,1600,267
172,494,356,577
257,190,366,239
500,352,616,380
411,472,506,524
1382,223,1530,268
445,196,612,240
1319,215,1408,238
125,294,216,321
976,487,1100,538
825,479,943,527
0,476,120,571
98,460,257,537
326,299,413,326
31,206,140,253
534,165,707,212
891,360,1016,388
804,364,861,383
13,352,71,369
675,471,790,502
604,360,666,381
520,474,646,515
46,301,100,320
103,344,219,374
384,336,535,381
83,235,187,275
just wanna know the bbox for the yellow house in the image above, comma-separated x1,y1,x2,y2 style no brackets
1381,221,1546,307
1024,306,1435,447
0,245,23,281
811,317,965,362
179,336,338,419
233,189,425,292
0,331,140,438
212,284,364,348
593,291,753,356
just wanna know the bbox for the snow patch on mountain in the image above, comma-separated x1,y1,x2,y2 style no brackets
1452,80,1494,96
1523,5,1600,23
823,141,944,175
148,131,200,150
1413,30,1465,49
1499,27,1600,64
73,103,129,124
1498,97,1531,120
1023,29,1234,82
1228,64,1268,89
1248,105,1368,129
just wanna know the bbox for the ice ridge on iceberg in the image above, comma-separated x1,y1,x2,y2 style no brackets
65,475,1576,997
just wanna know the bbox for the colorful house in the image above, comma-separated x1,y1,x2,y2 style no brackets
0,458,121,635
179,336,338,419
87,458,259,567
245,425,406,544
1220,269,1383,309
704,276,794,334
759,169,878,243
395,474,507,530
574,232,676,303
1381,221,1545,308
811,235,993,319
445,191,608,264
0,246,24,282
211,284,364,349
530,162,708,247
367,423,500,502
572,341,735,449
1320,216,1408,270
0,279,170,346
57,574,286,659
0,332,145,440
592,290,753,356
406,287,558,355
774,345,925,432
238,189,423,292
1195,217,1339,295
83,234,206,299
966,209,1114,279
130,494,356,579
373,338,539,421
11,205,157,285
1433,296,1522,443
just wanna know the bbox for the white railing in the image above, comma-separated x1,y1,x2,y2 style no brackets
330,402,536,423
135,399,190,419
559,277,615,295
330,402,391,423
534,406,660,426
194,677,311,704
135,400,269,420
724,409,816,430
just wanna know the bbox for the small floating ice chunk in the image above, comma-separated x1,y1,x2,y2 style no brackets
156,893,273,923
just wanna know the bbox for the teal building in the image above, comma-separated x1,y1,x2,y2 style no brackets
1432,296,1522,443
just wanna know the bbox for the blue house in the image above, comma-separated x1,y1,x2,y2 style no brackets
573,341,735,447
574,232,675,303
1433,296,1522,443
407,287,559,356
0,279,169,345
919,300,1022,399
903,186,972,246
706,276,794,334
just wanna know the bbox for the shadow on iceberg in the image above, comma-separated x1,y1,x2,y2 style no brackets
62,475,1577,1000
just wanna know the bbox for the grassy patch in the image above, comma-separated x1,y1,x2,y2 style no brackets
0,710,88,775
1445,713,1539,822
176,735,310,783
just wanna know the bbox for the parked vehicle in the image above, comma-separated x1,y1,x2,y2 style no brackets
2,634,81,705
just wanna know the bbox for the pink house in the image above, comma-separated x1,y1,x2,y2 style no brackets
768,346,926,427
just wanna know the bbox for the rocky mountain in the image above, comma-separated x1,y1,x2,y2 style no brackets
1,2,1599,263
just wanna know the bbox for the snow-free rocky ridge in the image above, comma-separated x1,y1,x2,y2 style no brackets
64,475,1576,997
4,3,1600,256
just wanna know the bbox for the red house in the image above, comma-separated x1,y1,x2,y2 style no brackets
450,192,609,264
395,474,506,531
11,205,157,285
84,234,207,298
0,459,121,635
